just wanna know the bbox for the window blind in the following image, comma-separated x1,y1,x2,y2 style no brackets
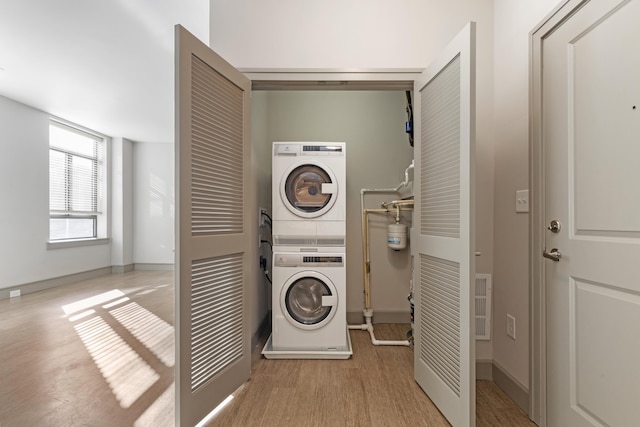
49,120,105,240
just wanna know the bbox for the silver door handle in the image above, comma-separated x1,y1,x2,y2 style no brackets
543,248,561,262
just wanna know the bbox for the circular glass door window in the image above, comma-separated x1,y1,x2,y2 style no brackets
284,164,333,213
285,277,333,325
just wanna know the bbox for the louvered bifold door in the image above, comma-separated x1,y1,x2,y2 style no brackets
175,25,252,427
412,22,476,427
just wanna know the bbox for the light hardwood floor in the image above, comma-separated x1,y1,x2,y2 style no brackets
0,271,534,426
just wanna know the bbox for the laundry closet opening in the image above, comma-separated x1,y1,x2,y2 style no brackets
249,79,417,344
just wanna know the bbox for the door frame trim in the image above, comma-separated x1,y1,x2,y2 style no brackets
529,1,587,425
240,68,421,90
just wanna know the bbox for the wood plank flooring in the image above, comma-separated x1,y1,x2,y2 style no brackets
212,324,535,427
0,271,534,427
0,271,175,427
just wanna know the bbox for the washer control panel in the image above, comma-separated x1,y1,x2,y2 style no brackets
302,255,343,264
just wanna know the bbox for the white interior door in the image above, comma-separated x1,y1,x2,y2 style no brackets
541,0,640,425
412,22,476,427
175,25,252,427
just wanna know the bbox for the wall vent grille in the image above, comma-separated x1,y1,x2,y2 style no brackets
475,274,492,340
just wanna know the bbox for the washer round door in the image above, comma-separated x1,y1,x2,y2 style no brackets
280,271,338,330
280,162,338,218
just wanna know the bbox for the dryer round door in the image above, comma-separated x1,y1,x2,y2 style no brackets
280,161,338,218
280,271,338,331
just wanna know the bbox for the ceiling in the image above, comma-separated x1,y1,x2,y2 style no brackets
0,0,209,143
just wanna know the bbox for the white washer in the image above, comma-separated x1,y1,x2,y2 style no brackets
271,251,348,351
272,142,346,247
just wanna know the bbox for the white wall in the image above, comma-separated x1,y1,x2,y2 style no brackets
111,137,134,267
492,0,561,389
0,95,112,291
132,141,175,265
211,0,490,70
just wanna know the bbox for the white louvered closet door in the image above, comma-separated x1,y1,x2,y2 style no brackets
412,22,476,427
175,25,252,427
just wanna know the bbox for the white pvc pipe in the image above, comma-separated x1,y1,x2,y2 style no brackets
348,309,410,347
365,313,410,347
381,199,415,209
367,328,410,346
399,160,414,189
355,161,415,348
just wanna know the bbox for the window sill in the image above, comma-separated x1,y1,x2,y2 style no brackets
47,238,111,250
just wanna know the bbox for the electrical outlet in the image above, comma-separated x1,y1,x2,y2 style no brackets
9,289,21,298
258,207,268,227
506,314,516,340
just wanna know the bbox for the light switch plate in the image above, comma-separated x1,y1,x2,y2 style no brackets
515,189,529,213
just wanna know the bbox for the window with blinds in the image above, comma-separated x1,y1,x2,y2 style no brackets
49,120,106,241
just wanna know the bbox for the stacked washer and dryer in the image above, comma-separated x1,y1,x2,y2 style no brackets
262,142,352,359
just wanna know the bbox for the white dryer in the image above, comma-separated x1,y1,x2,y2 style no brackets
271,251,348,351
272,142,346,247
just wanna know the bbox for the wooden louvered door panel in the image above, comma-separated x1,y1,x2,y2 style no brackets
175,25,252,427
412,22,476,427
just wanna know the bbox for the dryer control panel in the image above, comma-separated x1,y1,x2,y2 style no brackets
274,142,345,156
274,253,344,267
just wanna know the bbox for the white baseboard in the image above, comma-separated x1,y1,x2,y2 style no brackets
0,266,113,300
1,263,175,299
492,360,530,414
134,263,175,271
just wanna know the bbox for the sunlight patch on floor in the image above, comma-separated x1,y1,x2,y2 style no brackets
68,309,96,322
62,289,125,315
110,302,175,367
103,297,131,309
74,316,159,408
